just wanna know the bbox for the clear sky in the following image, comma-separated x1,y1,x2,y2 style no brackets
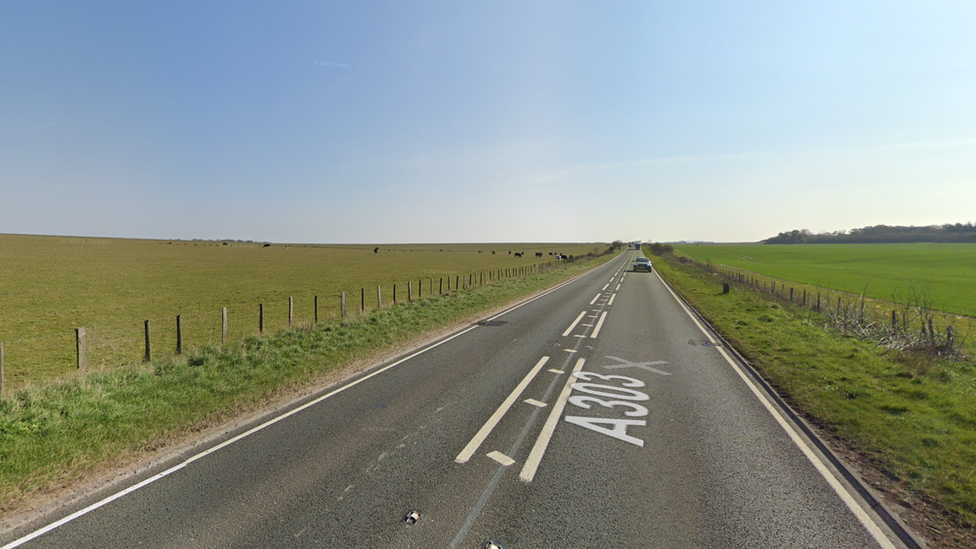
2,1,974,244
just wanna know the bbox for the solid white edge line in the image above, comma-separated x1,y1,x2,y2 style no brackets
519,358,586,483
455,356,551,464
562,311,587,337
590,311,608,338
3,321,486,549
2,255,615,549
654,271,897,549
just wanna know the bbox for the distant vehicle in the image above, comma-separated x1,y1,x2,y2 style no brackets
632,257,652,272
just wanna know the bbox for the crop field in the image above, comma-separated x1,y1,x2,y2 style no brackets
672,243,976,319
0,234,605,390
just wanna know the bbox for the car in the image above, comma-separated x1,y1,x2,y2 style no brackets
632,257,652,272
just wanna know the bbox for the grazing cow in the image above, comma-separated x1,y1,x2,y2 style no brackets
535,252,543,258
374,247,379,254
492,251,496,255
514,252,523,258
263,243,271,248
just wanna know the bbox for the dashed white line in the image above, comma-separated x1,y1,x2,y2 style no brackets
562,311,587,337
520,358,586,483
455,356,551,464
590,294,601,305
524,398,547,408
608,293,616,306
487,451,515,467
590,311,608,338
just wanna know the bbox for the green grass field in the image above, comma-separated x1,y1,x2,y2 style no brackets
0,234,606,390
672,243,976,318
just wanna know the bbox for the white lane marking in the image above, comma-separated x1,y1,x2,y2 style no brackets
548,369,565,375
563,350,577,354
602,284,610,291
3,253,612,549
486,451,515,467
655,272,897,549
455,356,551,464
3,317,490,549
590,311,608,338
590,294,601,305
573,335,587,338
520,358,586,483
524,398,547,408
608,293,616,306
615,283,622,291
562,311,587,337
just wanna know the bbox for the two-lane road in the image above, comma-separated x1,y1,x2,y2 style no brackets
2,252,909,548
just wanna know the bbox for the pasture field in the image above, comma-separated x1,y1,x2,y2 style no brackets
672,243,976,318
0,234,605,390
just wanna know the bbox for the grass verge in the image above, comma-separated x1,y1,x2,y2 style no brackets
650,249,976,549
0,254,612,517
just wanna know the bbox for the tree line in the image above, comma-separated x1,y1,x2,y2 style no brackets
763,223,976,244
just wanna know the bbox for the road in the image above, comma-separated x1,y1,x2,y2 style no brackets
2,251,910,548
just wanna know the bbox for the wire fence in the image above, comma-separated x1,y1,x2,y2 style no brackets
0,260,571,392
673,256,975,358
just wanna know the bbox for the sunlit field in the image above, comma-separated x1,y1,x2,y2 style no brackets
672,243,976,318
0,234,606,389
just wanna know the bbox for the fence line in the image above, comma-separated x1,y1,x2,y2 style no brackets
677,257,974,355
0,260,570,391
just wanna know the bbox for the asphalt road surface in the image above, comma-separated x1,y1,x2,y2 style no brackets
2,251,911,548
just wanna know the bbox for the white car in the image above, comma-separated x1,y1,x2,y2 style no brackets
632,257,652,272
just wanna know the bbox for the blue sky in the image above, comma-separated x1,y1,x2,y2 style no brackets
2,1,974,243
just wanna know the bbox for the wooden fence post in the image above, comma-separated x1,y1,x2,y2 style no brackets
341,292,346,318
289,297,293,326
817,292,821,312
722,282,730,294
259,304,264,334
408,281,413,302
315,295,319,324
176,315,183,354
789,287,794,302
447,276,451,292
76,327,87,371
144,320,152,362
440,278,443,294
377,286,382,308
222,307,228,344
456,275,459,291
361,288,365,312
